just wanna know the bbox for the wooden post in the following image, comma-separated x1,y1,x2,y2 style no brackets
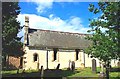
22,69,25,73
71,61,75,72
17,69,19,74
56,63,60,69
41,66,44,78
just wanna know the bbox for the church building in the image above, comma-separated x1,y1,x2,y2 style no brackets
22,16,118,70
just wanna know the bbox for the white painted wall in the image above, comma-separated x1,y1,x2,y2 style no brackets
23,46,119,70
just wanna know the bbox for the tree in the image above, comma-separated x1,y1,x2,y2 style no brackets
2,2,23,67
85,2,120,79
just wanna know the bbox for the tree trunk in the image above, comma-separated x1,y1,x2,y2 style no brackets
105,61,110,79
6,55,9,69
105,67,109,79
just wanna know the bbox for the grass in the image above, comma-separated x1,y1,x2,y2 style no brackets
2,67,120,78
68,67,120,78
109,72,120,77
2,69,39,76
68,68,98,77
2,70,18,75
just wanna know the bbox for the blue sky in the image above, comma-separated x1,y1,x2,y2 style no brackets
17,0,101,41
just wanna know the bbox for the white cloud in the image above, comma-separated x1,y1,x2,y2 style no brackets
17,14,90,33
24,0,99,14
26,0,95,13
17,13,90,41
25,0,99,2
27,0,54,13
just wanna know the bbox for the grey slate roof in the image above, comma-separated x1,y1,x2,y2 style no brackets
28,28,92,49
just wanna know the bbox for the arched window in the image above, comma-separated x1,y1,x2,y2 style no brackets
33,53,38,62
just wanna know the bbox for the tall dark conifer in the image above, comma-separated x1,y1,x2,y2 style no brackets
2,2,23,57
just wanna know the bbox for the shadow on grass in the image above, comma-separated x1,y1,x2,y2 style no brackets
2,69,78,78
44,69,78,77
2,69,120,79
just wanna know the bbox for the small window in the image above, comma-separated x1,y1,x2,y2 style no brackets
53,48,58,61
75,49,80,60
33,53,38,62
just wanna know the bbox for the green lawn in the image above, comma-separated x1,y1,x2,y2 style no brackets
67,67,119,78
2,67,120,78
68,68,99,77
2,69,39,75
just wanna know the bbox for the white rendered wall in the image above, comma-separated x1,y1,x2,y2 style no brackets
23,46,119,70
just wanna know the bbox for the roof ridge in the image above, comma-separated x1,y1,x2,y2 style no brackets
29,28,90,36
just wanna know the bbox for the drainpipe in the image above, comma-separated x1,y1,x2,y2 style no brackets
46,50,48,69
83,50,85,67
37,54,39,69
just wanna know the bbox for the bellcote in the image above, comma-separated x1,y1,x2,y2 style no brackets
24,16,29,45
